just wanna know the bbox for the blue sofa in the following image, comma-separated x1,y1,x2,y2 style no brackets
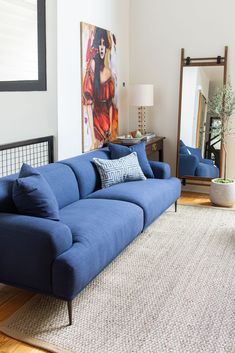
0,148,181,324
179,140,219,178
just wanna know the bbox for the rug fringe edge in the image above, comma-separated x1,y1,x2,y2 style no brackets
0,324,74,353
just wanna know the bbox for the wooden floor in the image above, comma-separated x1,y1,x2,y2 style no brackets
178,191,235,208
0,285,45,352
0,191,234,352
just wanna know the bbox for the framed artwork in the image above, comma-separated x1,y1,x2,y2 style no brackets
81,22,118,152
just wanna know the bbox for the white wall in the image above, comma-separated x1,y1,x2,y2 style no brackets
197,68,209,100
0,0,58,155
129,0,235,179
57,0,130,159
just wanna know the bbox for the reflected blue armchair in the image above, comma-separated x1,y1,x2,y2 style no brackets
179,140,219,178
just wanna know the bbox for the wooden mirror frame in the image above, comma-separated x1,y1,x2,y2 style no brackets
0,0,46,92
176,46,228,186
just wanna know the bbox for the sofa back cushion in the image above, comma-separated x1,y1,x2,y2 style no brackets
59,148,110,198
39,163,80,208
0,163,80,213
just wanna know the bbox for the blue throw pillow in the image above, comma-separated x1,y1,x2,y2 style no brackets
108,142,154,178
12,163,60,221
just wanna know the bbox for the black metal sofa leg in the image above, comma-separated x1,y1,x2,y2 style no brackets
67,300,73,325
175,200,178,213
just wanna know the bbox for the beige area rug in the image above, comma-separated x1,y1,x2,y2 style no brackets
0,205,235,353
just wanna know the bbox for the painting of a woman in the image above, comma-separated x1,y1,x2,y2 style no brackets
81,23,118,152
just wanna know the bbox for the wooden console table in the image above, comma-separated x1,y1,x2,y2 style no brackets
113,136,165,162
145,136,165,162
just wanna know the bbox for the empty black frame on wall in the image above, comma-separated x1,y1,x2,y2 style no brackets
0,0,47,92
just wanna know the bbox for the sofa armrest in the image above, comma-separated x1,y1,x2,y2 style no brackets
179,154,199,176
0,213,73,294
201,158,214,165
149,161,171,179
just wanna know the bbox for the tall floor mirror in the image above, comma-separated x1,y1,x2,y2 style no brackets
176,47,228,186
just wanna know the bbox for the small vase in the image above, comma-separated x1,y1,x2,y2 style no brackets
210,178,235,207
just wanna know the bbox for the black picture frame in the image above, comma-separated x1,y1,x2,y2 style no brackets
0,0,47,92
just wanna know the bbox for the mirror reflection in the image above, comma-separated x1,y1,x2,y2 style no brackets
179,66,224,179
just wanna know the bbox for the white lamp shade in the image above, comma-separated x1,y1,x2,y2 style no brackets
129,84,154,106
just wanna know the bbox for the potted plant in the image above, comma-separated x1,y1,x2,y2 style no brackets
208,81,235,207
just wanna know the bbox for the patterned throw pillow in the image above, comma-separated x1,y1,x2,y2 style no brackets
93,152,146,189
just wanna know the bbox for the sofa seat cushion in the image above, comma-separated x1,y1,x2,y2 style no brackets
195,162,219,178
55,199,144,299
60,199,144,243
87,178,181,228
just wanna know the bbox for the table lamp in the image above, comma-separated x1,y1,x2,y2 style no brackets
129,84,154,135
